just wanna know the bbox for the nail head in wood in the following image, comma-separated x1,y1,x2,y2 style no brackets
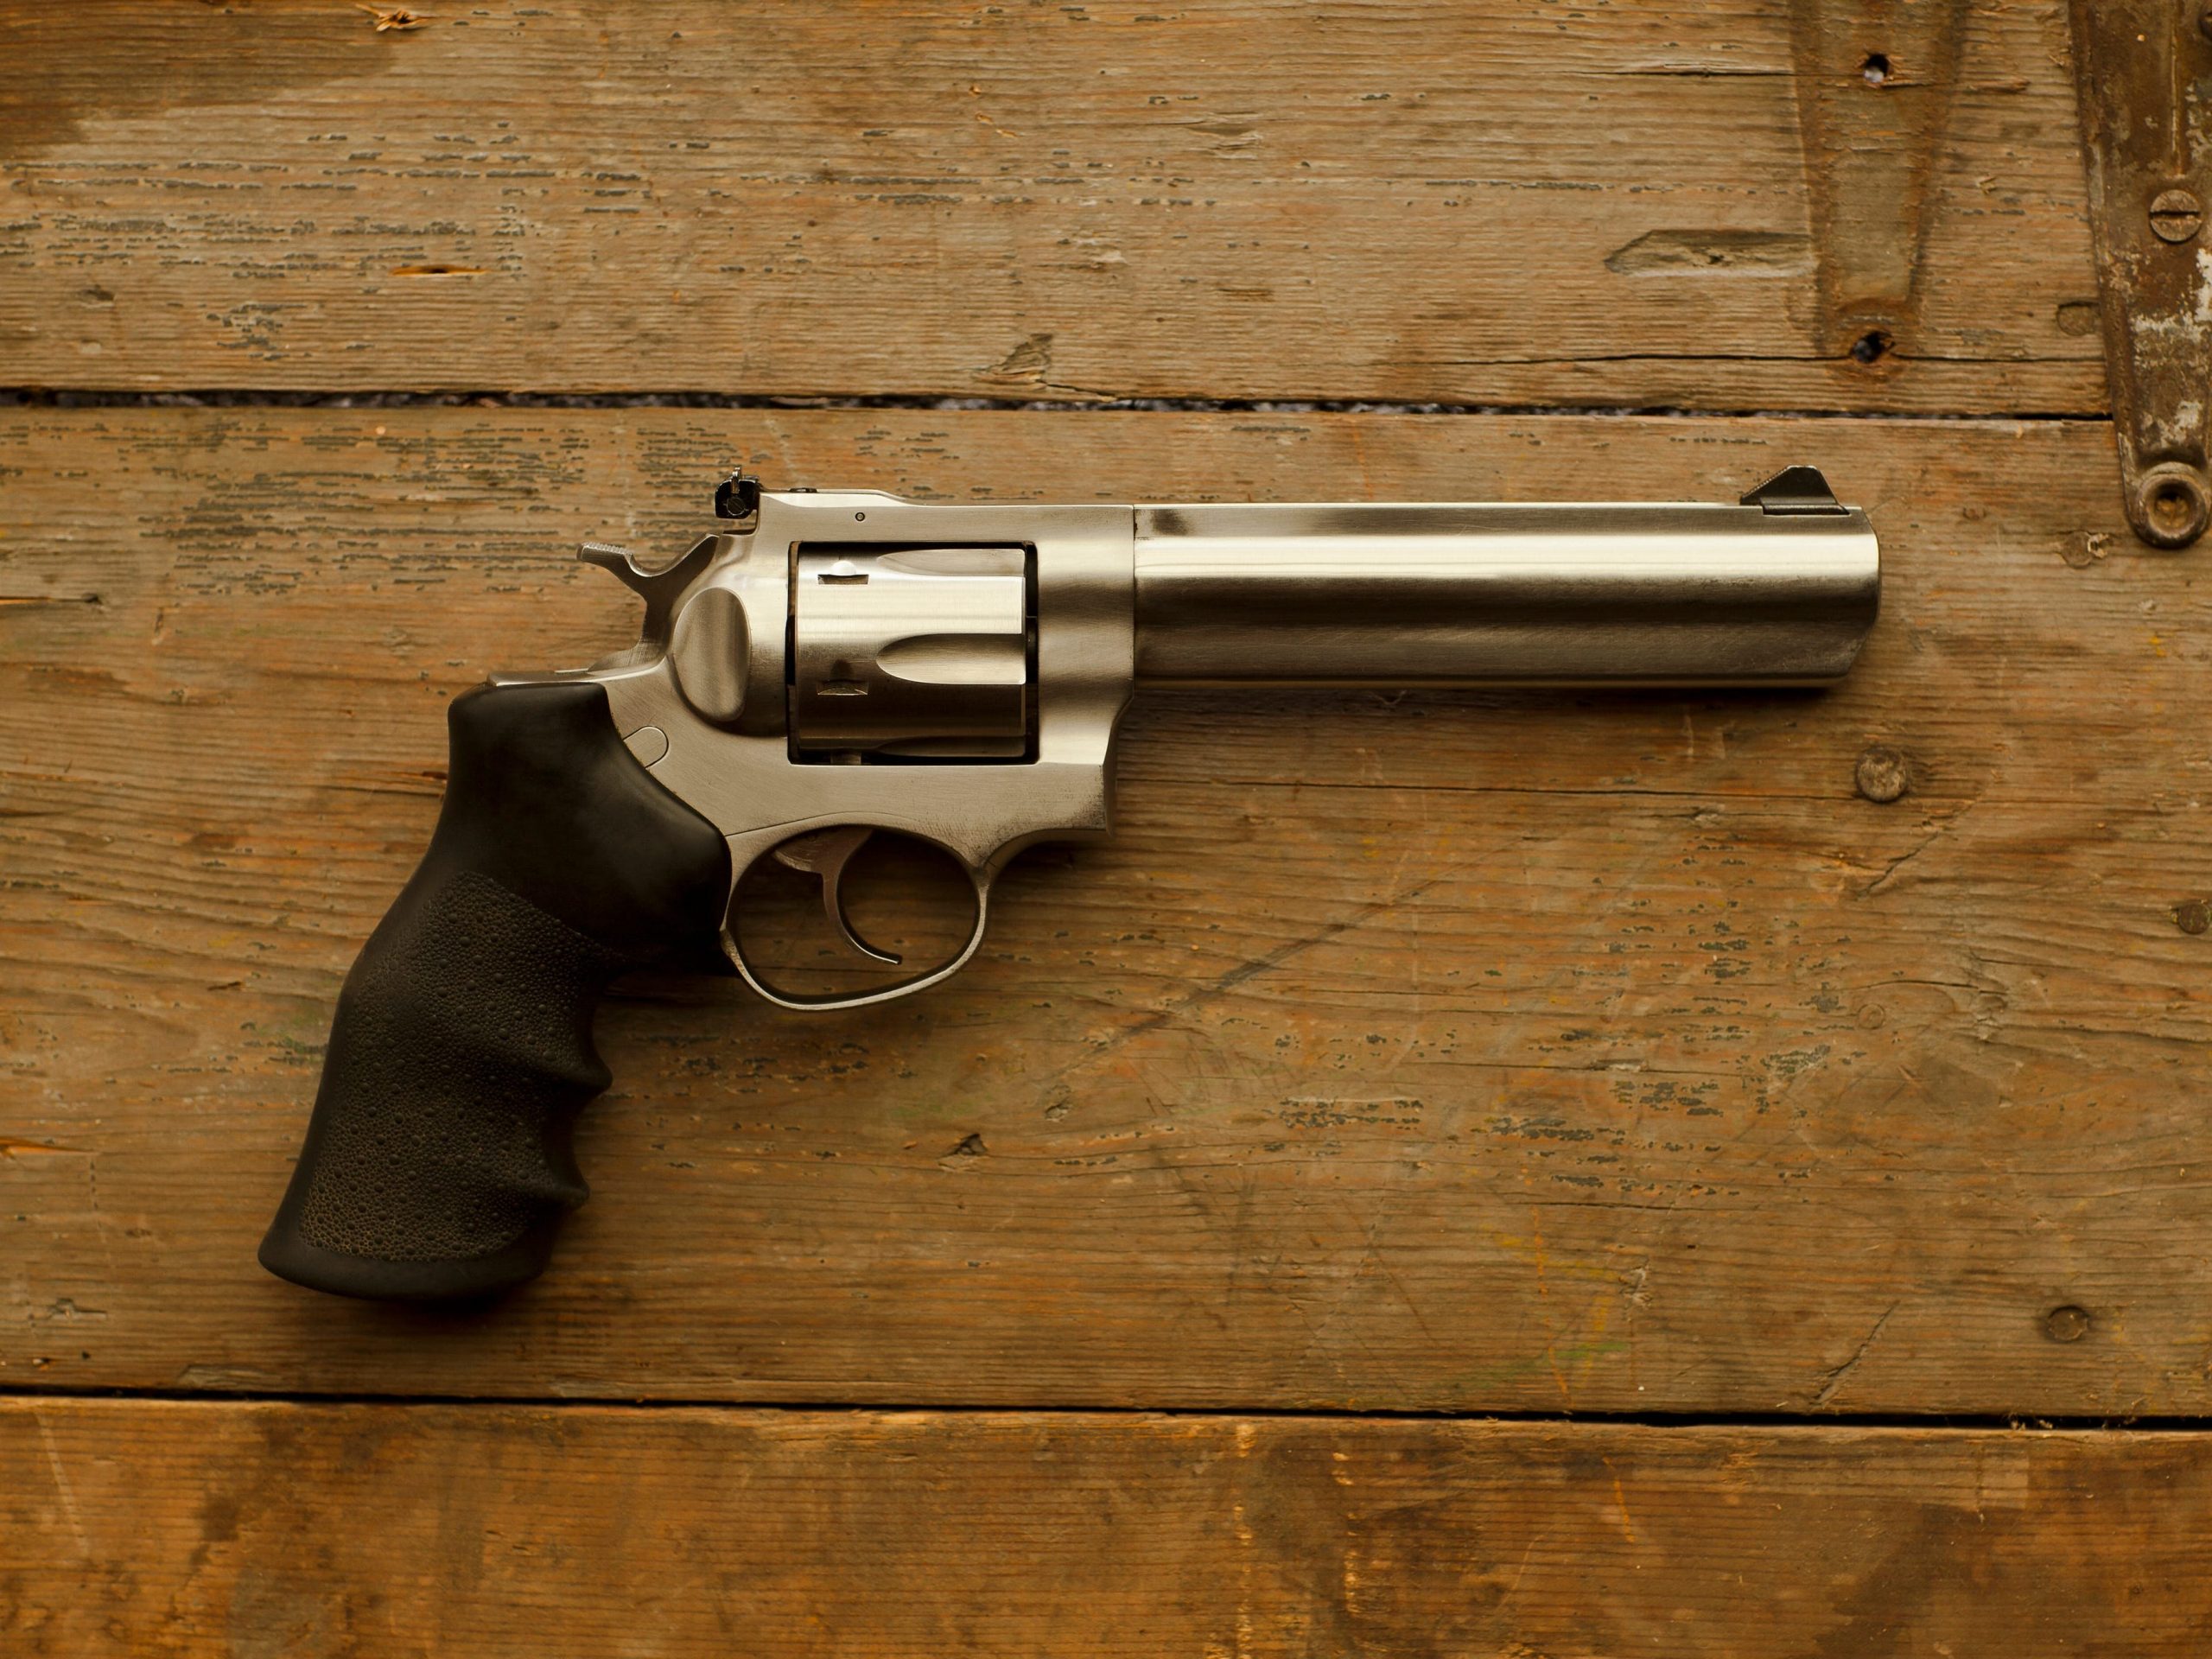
1854,746,1911,804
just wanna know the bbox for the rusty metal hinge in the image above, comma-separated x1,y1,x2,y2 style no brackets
2069,1,2212,549
1786,0,1968,371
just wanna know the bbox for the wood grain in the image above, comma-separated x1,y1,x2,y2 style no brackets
5,1400,2210,1656
0,0,2101,411
3,405,2206,1413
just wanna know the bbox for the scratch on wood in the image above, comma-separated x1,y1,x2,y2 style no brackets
34,1412,88,1558
1812,1300,1900,1408
1856,797,1982,897
1052,870,1463,1085
1858,830,1944,897
1606,229,1811,275
1529,1205,1574,1411
1601,1455,1638,1545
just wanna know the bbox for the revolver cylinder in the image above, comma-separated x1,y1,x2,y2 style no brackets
790,545,1032,758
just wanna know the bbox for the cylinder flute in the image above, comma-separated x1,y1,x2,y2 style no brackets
260,462,1878,1300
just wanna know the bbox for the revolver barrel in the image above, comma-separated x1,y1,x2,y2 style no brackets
1130,481,1879,689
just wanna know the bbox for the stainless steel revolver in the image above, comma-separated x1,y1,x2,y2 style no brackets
261,466,1879,1300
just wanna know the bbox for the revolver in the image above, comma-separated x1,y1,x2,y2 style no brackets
260,465,1880,1300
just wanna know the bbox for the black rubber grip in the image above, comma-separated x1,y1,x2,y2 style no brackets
259,681,730,1300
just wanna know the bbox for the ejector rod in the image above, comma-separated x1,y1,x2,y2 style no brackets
1130,493,1881,688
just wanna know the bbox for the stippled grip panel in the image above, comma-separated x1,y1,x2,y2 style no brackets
259,681,730,1300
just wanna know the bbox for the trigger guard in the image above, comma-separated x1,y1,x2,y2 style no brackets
724,839,994,1013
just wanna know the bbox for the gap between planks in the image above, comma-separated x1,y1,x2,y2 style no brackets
0,1384,2205,1434
0,388,2116,423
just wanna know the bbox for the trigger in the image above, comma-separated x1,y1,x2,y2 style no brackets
772,826,903,966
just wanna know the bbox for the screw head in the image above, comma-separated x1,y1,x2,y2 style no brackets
2150,188,2204,243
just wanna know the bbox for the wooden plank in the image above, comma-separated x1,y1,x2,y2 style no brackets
3,406,2205,1413
0,0,2101,411
4,1401,2209,1656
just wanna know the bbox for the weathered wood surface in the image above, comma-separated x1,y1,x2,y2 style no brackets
4,405,2206,1413
8,1402,2212,1656
0,0,2101,412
